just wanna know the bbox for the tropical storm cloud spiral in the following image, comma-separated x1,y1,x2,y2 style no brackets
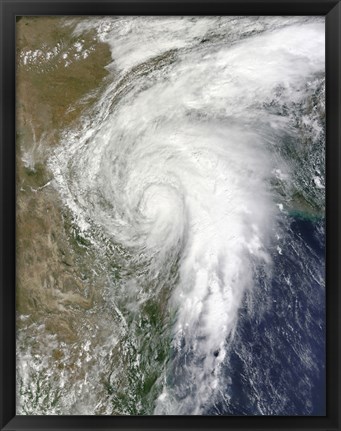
48,16,325,415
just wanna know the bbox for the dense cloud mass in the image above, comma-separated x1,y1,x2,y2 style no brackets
21,16,326,415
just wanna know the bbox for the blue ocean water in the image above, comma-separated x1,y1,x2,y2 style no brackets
210,215,325,416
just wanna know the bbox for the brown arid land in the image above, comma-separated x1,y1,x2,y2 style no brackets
16,16,117,414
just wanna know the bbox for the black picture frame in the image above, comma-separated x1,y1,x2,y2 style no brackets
1,0,340,430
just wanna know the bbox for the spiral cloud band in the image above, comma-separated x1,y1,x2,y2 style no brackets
50,17,325,415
